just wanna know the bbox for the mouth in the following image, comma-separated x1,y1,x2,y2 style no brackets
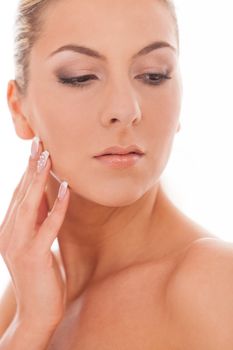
93,152,144,169
100,152,140,156
94,145,145,157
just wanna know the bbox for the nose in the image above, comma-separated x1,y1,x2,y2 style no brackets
100,83,142,128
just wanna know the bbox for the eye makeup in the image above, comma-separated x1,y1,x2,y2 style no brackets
55,71,172,89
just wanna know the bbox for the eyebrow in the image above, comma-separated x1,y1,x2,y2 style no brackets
47,40,176,61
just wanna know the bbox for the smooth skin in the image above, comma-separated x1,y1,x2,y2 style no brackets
2,0,233,348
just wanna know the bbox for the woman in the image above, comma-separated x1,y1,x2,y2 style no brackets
0,0,233,348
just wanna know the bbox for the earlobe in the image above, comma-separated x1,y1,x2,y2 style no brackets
7,79,35,140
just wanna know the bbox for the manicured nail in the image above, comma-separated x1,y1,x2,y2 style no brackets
37,150,50,173
31,136,40,159
58,181,68,201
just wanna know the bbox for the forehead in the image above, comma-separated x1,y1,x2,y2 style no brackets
35,0,177,59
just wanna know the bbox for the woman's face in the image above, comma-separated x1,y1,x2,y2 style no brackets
24,0,182,206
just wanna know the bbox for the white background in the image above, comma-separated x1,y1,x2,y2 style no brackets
0,1,233,298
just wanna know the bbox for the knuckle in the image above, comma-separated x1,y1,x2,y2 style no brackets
45,203,65,228
5,242,36,265
43,212,60,232
33,173,42,186
17,199,31,216
28,157,36,172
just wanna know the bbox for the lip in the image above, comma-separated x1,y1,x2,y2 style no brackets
93,153,143,169
94,145,145,157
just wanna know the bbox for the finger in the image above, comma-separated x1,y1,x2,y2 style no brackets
0,141,43,234
16,141,43,205
35,191,50,227
14,151,52,236
36,183,70,251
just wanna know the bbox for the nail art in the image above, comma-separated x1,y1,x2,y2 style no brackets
31,136,40,159
37,150,50,173
58,181,68,200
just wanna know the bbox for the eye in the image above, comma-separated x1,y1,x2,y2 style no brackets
57,74,98,88
136,72,172,86
57,72,172,89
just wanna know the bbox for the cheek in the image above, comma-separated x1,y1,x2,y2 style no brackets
142,79,182,171
29,85,96,178
29,66,94,134
144,81,181,137
30,81,94,138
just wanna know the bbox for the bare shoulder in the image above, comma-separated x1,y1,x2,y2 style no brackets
167,237,233,349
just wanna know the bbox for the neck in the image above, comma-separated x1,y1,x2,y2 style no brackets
45,176,171,304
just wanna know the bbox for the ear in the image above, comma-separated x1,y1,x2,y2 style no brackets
7,79,35,140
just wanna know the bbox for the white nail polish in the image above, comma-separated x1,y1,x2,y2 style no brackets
58,181,68,200
37,150,50,173
31,136,40,159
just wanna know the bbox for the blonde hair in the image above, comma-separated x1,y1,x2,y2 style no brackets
14,0,179,96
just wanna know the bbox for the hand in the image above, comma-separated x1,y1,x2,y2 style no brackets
0,138,70,329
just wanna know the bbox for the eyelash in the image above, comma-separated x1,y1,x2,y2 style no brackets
57,72,172,89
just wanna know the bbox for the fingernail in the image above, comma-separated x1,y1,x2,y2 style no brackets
31,136,40,159
58,181,68,201
37,150,50,173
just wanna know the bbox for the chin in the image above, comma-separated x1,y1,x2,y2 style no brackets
68,179,154,207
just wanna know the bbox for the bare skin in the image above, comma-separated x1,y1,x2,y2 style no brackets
6,0,233,349
46,186,218,350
